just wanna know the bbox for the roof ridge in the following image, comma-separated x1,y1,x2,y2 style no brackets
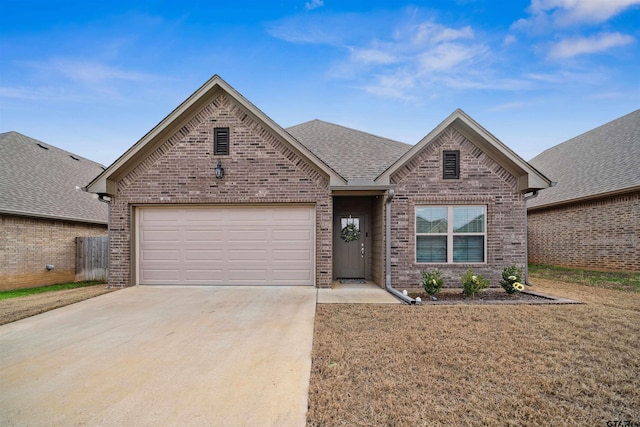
0,131,106,168
288,119,411,147
533,108,640,160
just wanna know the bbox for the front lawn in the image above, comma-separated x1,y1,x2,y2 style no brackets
0,281,105,301
307,277,640,425
529,264,640,292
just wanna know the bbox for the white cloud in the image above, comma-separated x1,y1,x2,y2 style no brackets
532,0,640,25
418,43,478,72
351,48,397,65
488,101,526,112
516,0,640,28
413,22,474,44
305,0,324,11
48,59,153,84
548,32,635,58
503,35,517,46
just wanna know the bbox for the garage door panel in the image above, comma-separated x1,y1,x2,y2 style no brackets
142,269,180,281
227,249,268,261
141,249,181,261
272,249,312,261
185,270,224,281
183,230,224,242
273,229,313,242
272,270,313,281
138,206,315,286
142,230,181,242
184,250,223,261
227,229,268,242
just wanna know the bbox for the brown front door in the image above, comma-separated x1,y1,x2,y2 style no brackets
334,215,365,278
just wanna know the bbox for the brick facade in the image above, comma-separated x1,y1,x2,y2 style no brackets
108,93,333,288
389,127,526,288
0,214,107,290
528,191,640,272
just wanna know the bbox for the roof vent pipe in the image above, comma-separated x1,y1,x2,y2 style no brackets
384,188,415,304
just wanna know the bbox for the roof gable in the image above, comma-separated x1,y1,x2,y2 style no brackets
87,75,345,196
375,109,551,193
528,109,640,209
0,131,108,223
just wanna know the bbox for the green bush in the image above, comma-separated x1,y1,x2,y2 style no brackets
460,268,489,298
422,270,444,297
499,265,525,294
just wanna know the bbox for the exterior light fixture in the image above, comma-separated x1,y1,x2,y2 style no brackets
214,160,224,179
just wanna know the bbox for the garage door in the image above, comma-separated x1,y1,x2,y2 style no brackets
137,205,315,286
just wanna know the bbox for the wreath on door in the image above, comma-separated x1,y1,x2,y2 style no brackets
341,223,360,242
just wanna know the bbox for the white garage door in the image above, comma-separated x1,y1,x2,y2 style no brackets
137,205,315,286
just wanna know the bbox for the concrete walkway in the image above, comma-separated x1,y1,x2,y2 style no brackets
317,281,402,304
0,286,316,427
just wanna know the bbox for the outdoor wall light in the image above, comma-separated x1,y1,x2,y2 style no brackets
46,264,55,270
214,160,225,179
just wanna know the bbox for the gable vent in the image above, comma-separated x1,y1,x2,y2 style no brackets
443,150,460,179
214,127,230,155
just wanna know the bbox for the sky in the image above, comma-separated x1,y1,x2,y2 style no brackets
1,0,639,166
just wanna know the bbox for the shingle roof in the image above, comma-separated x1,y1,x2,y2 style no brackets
0,131,108,224
287,119,412,183
528,109,640,209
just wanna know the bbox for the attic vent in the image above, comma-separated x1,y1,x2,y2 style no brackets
37,143,49,150
443,150,460,179
214,127,230,155
70,155,79,161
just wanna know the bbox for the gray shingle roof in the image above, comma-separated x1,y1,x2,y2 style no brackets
0,131,108,223
287,119,412,183
528,109,640,208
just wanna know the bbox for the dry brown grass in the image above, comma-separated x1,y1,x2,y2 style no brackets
307,279,640,426
0,284,117,325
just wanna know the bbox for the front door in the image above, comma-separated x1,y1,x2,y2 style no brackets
334,215,365,278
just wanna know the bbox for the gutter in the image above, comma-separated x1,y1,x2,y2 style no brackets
384,189,415,304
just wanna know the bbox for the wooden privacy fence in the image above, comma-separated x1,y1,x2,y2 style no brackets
76,236,109,282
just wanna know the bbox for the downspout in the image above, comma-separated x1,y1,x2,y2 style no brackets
523,190,539,287
97,193,112,288
384,189,415,304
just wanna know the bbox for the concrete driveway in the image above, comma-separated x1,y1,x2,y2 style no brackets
0,286,316,426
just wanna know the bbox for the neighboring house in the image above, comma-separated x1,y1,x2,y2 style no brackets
87,75,551,290
528,110,640,272
0,132,108,290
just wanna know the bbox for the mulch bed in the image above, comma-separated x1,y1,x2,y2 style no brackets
407,288,571,304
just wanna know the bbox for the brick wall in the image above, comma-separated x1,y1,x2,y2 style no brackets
0,214,107,290
390,126,526,288
109,92,333,288
528,191,640,272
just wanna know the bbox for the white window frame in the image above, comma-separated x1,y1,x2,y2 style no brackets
415,205,487,264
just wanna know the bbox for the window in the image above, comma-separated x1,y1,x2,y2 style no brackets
214,127,230,155
442,150,460,179
416,206,486,263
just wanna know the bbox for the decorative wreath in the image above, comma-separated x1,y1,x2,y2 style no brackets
341,223,361,242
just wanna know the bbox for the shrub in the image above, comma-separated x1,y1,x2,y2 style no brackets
422,270,444,297
500,265,525,294
460,268,489,298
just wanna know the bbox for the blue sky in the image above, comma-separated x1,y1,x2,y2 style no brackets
1,0,639,166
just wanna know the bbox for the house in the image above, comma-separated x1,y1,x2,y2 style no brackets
87,75,551,290
0,132,108,290
528,110,640,272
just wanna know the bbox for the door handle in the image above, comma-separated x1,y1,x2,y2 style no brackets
361,243,365,257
